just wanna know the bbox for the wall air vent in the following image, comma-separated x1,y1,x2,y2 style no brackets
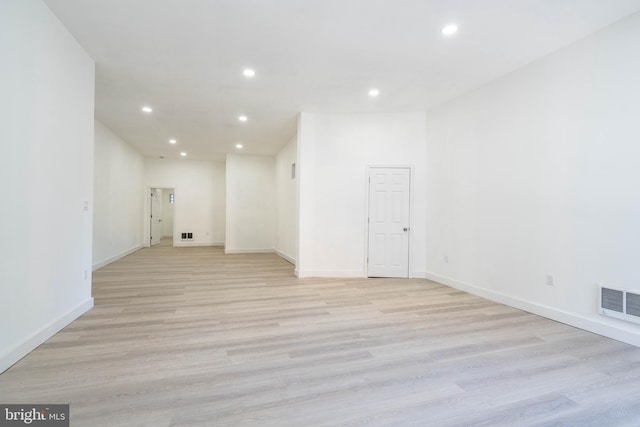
600,286,624,319
600,285,640,324
625,291,640,324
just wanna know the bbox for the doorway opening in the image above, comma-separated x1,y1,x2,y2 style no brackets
150,187,175,247
366,167,411,278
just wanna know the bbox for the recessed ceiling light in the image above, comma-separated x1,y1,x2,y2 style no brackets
236,144,243,149
238,115,248,122
441,24,458,36
369,89,380,97
180,152,187,157
243,69,255,77
141,106,153,113
169,139,177,144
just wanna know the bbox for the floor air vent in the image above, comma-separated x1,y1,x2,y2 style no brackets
600,286,640,324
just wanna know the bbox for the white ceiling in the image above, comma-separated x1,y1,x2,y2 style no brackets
43,0,640,161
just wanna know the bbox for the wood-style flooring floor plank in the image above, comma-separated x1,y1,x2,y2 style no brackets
2,238,640,426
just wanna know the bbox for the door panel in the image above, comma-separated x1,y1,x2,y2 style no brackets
367,168,410,278
150,189,162,246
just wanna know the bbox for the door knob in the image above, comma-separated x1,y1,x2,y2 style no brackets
403,227,409,232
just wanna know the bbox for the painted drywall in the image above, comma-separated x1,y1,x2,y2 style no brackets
93,120,144,270
144,159,225,246
0,0,95,373
162,189,174,237
424,12,640,346
275,135,298,263
297,112,427,278
225,154,276,253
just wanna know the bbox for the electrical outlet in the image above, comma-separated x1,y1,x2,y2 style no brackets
546,274,554,287
444,255,449,264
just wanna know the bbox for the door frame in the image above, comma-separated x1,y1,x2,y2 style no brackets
145,186,177,247
150,188,161,247
364,165,413,278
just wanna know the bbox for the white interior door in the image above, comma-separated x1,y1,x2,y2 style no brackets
150,189,163,246
162,190,174,237
367,168,410,278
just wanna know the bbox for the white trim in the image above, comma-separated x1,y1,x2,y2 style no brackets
294,269,367,278
365,165,414,278
92,245,142,271
311,270,366,278
425,271,640,348
174,242,220,247
0,297,94,374
295,269,368,278
225,248,275,254
364,168,370,276
410,271,428,279
145,185,177,248
275,250,296,265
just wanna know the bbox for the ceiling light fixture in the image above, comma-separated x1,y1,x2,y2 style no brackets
441,24,458,36
369,88,380,97
169,139,177,144
238,115,248,122
243,69,255,77
141,106,153,113
236,144,243,149
180,152,187,157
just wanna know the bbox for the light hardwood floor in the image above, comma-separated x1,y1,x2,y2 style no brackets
2,238,640,426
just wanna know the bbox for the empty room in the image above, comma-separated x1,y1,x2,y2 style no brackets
2,0,640,425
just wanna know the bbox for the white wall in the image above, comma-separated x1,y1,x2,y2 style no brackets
275,135,298,263
424,12,640,346
0,0,95,373
297,112,427,278
93,120,144,269
212,166,226,245
225,154,276,253
144,159,225,246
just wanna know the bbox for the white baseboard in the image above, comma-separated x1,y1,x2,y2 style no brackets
0,297,94,374
225,248,275,254
275,250,296,265
294,269,366,278
424,271,640,348
92,245,142,271
174,242,219,247
295,269,421,279
313,270,366,278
